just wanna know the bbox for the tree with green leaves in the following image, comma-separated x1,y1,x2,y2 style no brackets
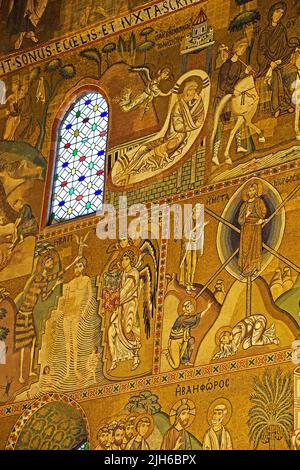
248,368,293,450
126,390,162,415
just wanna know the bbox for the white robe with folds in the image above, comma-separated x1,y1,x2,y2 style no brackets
203,426,233,450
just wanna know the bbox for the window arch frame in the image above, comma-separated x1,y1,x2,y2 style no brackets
42,83,111,229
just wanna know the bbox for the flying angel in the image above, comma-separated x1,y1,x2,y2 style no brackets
117,65,174,114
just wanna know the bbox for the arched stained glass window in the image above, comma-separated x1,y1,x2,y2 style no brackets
49,91,108,224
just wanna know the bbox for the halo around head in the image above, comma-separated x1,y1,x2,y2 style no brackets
117,245,140,267
177,297,197,315
169,398,196,427
36,248,59,273
207,398,232,426
134,413,154,439
178,76,203,94
215,326,233,347
242,179,264,201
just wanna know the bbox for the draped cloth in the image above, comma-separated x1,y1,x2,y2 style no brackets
160,427,192,450
238,197,267,276
166,314,201,369
108,268,141,364
203,427,232,450
111,69,210,187
257,4,293,113
7,0,48,35
118,96,204,178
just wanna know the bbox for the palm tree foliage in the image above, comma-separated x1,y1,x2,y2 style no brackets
248,368,293,449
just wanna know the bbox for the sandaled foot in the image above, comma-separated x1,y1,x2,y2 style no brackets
274,110,280,118
29,371,37,377
19,377,25,384
212,156,220,166
296,134,300,141
288,107,295,114
131,358,140,371
225,156,232,165
237,146,248,153
110,361,117,371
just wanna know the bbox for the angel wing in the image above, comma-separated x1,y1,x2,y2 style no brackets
128,66,152,85
137,240,159,339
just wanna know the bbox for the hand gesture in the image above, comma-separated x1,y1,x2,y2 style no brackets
245,65,254,75
270,61,278,70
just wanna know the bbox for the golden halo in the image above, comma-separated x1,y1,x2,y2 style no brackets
116,414,130,426
177,297,197,316
133,413,154,439
97,423,109,439
177,76,203,94
125,413,138,424
107,418,118,429
215,326,233,347
207,398,232,426
117,246,141,267
36,249,59,273
292,428,300,449
242,179,264,201
169,398,196,427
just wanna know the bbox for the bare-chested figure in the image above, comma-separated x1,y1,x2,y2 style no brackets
60,257,92,378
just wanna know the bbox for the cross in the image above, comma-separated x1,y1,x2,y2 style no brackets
195,183,300,318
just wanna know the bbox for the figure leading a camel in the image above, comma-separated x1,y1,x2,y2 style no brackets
211,38,266,166
211,2,297,166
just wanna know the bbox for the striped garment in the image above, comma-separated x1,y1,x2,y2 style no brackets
15,272,61,351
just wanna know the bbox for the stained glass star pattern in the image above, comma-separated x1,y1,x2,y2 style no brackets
49,92,108,224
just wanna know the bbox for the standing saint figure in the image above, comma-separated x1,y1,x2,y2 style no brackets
14,248,80,383
61,257,93,378
125,414,153,450
161,399,197,450
14,249,60,384
179,206,208,293
2,79,25,141
238,181,267,277
257,1,294,118
203,399,233,450
163,299,212,369
108,248,141,372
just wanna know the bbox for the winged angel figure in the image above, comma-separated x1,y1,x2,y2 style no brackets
111,69,210,187
102,239,158,373
117,65,174,114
